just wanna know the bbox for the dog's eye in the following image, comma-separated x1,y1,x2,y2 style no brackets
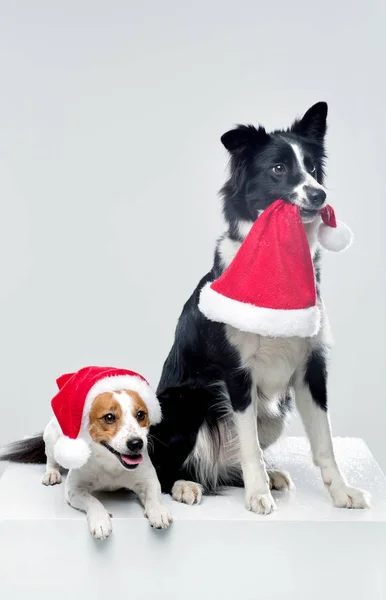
136,410,146,422
309,164,316,174
102,413,116,424
273,164,286,174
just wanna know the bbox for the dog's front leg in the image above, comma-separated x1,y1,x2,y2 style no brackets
65,470,112,539
228,374,276,515
132,462,173,529
295,351,371,509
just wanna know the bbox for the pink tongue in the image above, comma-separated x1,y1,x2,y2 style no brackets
121,454,143,465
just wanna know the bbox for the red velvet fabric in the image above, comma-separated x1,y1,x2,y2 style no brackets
319,204,337,228
51,366,148,439
211,199,317,310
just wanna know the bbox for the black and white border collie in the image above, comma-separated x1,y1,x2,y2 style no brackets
151,102,370,514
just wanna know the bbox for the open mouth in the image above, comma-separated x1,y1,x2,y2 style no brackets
101,441,143,470
300,207,318,218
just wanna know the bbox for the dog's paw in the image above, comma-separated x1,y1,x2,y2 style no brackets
268,469,295,491
87,509,112,540
42,469,62,486
330,485,371,509
246,490,277,515
145,505,173,529
172,480,203,505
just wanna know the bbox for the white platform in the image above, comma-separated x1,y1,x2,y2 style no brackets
0,437,385,600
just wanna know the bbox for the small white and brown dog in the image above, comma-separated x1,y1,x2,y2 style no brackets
1,367,173,539
43,388,173,538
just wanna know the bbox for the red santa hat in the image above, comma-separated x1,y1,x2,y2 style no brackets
198,200,353,338
51,366,161,470
318,204,353,252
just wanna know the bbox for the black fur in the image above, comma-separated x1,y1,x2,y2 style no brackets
304,349,328,411
0,435,45,464
221,102,327,237
150,102,330,493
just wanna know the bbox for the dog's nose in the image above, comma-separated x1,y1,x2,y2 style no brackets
126,437,143,453
305,186,326,207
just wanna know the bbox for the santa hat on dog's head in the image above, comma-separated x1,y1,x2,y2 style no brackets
199,200,352,338
51,366,161,470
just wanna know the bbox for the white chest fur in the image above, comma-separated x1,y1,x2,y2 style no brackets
219,216,327,406
80,444,151,493
226,326,310,403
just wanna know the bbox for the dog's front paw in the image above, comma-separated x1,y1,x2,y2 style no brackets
42,469,62,486
330,485,371,509
246,490,277,515
87,509,112,540
145,505,173,529
172,480,203,505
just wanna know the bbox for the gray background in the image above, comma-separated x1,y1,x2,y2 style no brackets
0,1,384,473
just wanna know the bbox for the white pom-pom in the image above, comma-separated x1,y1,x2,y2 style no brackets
54,436,91,469
317,220,353,252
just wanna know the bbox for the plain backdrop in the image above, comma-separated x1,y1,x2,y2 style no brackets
0,1,385,475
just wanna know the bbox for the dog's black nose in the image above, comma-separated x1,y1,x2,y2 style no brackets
306,186,326,207
126,437,143,453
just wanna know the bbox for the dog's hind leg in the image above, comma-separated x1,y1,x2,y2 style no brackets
42,419,62,486
150,384,209,504
171,480,203,505
267,469,295,491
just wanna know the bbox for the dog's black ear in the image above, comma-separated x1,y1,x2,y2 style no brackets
221,124,269,153
292,102,328,140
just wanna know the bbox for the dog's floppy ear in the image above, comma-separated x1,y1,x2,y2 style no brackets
221,124,269,153
292,102,328,140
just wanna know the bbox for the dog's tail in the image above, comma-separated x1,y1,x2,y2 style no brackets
0,434,46,464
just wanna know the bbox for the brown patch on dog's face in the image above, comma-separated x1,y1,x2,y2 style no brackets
89,392,123,443
126,390,150,429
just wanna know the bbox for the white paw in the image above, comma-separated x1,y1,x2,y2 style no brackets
87,509,112,540
42,469,62,486
172,480,203,505
268,469,295,491
145,505,173,529
246,490,277,515
330,485,371,509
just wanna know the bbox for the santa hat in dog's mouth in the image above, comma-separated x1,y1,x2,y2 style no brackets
318,204,353,252
51,366,161,469
199,200,353,338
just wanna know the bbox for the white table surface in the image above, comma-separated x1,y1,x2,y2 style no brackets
0,437,385,600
